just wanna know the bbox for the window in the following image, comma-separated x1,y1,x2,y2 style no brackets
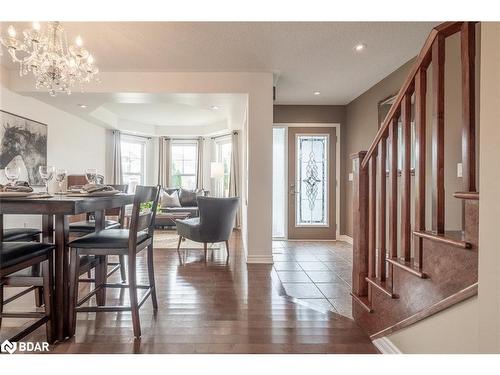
272,128,286,238
171,141,198,189
121,136,146,192
216,139,232,197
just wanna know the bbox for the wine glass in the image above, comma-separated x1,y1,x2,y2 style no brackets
39,165,55,194
4,165,20,186
55,168,67,194
85,168,97,185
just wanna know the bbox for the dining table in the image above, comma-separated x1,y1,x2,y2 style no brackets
0,193,135,342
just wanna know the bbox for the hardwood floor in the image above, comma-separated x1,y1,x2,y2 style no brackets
1,232,377,354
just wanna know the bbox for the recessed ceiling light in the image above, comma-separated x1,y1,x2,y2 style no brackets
354,43,367,52
210,105,220,110
78,104,88,109
313,91,321,96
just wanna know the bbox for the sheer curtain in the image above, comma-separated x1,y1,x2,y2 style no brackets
111,130,123,184
229,131,241,227
158,137,171,187
196,137,204,189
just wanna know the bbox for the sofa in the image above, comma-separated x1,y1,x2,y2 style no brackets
156,187,209,227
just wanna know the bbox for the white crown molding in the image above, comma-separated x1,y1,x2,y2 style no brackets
372,337,402,354
338,235,353,244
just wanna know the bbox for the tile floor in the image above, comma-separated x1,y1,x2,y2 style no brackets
272,240,354,318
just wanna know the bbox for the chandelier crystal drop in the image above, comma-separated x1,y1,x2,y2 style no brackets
0,21,99,96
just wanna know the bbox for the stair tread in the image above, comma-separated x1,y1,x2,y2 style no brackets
350,293,373,313
413,230,471,249
386,257,427,278
365,276,398,298
453,191,479,200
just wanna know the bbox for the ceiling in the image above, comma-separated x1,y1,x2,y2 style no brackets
23,92,248,134
1,22,438,105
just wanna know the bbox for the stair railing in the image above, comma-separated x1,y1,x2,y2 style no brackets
351,22,478,311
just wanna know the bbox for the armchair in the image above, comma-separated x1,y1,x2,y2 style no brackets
175,196,239,264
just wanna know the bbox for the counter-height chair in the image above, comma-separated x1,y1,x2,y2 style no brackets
175,196,240,264
0,241,54,343
1,226,44,307
68,185,160,338
69,184,128,283
2,228,41,242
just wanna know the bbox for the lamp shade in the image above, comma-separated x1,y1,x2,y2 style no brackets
210,162,224,178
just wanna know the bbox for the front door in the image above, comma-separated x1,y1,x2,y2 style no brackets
287,127,336,240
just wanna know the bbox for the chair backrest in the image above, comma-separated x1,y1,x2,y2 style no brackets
197,196,240,242
106,184,129,221
128,185,161,250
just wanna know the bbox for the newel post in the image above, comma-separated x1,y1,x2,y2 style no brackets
351,151,369,297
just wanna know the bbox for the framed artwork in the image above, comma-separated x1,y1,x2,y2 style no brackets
378,93,397,128
0,110,48,186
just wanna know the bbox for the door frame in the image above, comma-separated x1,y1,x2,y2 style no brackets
273,123,341,240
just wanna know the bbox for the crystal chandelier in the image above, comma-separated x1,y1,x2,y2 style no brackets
0,21,99,96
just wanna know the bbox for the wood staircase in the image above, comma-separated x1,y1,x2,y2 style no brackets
350,22,479,339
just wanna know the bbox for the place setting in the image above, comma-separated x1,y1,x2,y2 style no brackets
65,168,122,197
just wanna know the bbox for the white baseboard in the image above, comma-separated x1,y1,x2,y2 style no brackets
372,337,402,354
246,255,274,264
338,235,353,244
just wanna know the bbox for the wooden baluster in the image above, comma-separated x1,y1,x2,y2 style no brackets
414,68,427,270
401,93,412,262
377,139,387,281
368,156,377,285
388,117,399,265
351,151,369,299
432,34,445,234
461,22,476,192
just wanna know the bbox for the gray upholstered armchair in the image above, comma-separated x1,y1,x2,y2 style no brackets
175,196,240,263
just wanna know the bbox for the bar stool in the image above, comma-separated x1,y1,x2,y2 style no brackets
2,226,44,307
3,228,41,242
68,185,160,338
69,184,128,282
0,242,54,343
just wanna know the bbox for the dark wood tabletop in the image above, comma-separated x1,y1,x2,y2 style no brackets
0,193,135,215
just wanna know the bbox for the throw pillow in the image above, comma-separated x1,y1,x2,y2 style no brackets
178,188,204,207
160,189,181,208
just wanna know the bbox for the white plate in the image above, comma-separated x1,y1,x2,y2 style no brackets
0,191,34,198
66,190,121,197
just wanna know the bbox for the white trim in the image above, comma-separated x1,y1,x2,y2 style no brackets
273,123,341,239
339,235,353,244
246,254,274,264
372,337,402,354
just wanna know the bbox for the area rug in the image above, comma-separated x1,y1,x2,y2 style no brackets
153,229,220,250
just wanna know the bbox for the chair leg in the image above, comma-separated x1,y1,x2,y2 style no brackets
119,255,127,283
0,282,3,329
225,240,230,259
128,254,141,338
147,244,158,310
95,255,107,306
32,264,44,307
204,243,208,262
176,236,183,265
42,256,55,344
68,249,80,337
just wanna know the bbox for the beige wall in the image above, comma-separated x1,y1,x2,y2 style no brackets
273,105,346,124
342,59,415,236
0,67,107,230
387,22,500,354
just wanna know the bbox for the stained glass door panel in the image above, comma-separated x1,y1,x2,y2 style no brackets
295,135,329,226
287,127,335,240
